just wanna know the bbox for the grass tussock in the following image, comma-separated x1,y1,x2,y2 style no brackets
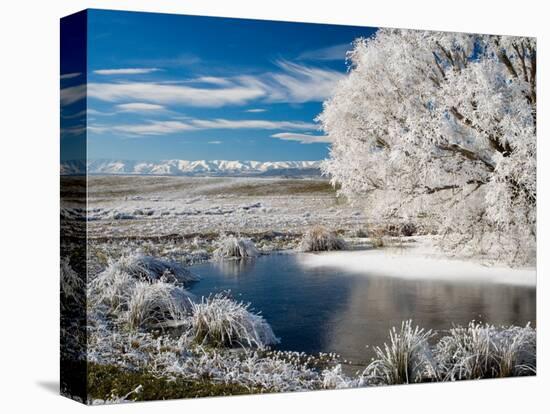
110,253,198,284
434,322,536,380
124,281,192,331
298,226,347,252
61,257,84,307
364,320,437,385
88,254,194,330
213,236,259,259
363,321,536,385
189,293,278,348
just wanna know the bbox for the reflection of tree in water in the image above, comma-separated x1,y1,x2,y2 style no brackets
215,258,257,277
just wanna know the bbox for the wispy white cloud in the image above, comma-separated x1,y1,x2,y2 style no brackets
87,60,344,108
88,82,265,107
297,43,351,61
110,120,195,136
61,125,86,137
87,108,115,116
266,61,344,103
93,68,161,75
60,72,82,80
116,102,166,112
190,118,316,130
89,117,318,137
61,109,87,119
60,84,86,106
208,140,222,144
193,76,233,86
245,108,267,113
271,132,331,144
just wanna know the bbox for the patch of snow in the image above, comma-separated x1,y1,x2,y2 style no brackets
298,239,535,287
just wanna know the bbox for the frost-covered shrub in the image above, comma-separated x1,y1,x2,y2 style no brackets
124,281,192,331
364,320,437,385
434,322,536,380
213,236,259,259
189,293,278,348
298,226,347,252
108,253,198,284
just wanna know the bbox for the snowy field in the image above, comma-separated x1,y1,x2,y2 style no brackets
86,175,365,238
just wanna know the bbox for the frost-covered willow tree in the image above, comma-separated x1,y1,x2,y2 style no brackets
318,29,536,264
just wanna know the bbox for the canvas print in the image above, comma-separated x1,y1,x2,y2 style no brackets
60,9,536,404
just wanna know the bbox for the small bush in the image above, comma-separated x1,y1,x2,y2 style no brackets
298,226,347,252
364,320,437,385
434,322,536,380
213,236,259,259
189,293,278,348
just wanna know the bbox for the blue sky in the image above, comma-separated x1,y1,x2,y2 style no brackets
61,9,377,161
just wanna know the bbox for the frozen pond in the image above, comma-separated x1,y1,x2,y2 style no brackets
190,252,536,370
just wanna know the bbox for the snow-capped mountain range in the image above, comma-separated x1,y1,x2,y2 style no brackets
61,159,324,177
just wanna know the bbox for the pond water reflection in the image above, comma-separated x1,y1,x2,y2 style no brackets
190,253,536,368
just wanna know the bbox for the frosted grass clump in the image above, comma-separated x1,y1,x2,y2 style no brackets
61,257,84,307
298,226,347,252
213,236,259,259
322,365,355,389
189,293,278,348
434,322,536,380
108,253,198,284
363,320,437,385
89,269,134,314
124,281,192,331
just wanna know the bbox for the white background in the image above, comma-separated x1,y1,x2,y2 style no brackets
0,0,548,412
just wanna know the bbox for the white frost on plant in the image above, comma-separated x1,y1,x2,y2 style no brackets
434,321,536,380
363,320,438,385
213,236,260,259
298,226,347,252
124,281,192,331
107,253,199,283
61,257,84,307
189,293,278,348
318,29,536,264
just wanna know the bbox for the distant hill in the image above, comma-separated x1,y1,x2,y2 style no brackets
61,159,324,177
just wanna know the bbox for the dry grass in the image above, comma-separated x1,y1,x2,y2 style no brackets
213,236,260,259
298,226,347,252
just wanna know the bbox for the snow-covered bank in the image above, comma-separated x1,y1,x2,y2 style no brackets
298,239,535,287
